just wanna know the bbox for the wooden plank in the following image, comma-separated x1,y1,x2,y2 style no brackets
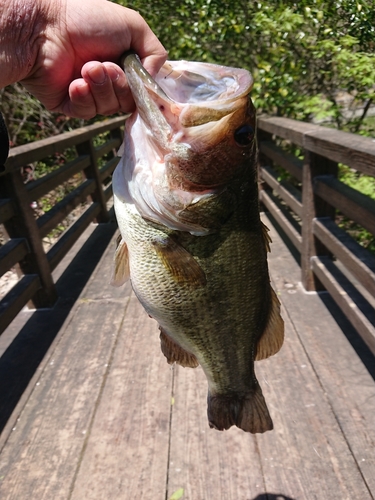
314,176,375,235
311,256,375,355
259,140,303,182
260,190,302,252
255,306,373,500
167,365,265,500
99,157,120,181
0,223,119,441
305,127,375,177
301,152,338,291
258,116,375,177
0,238,29,278
264,214,375,496
0,275,41,336
0,198,15,224
260,165,302,217
5,116,124,170
26,155,90,202
258,116,319,147
1,169,57,308
313,217,375,298
37,178,95,238
95,137,122,159
0,271,132,500
70,297,172,500
77,140,109,223
47,203,101,272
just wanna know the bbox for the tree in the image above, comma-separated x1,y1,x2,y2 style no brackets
123,0,375,133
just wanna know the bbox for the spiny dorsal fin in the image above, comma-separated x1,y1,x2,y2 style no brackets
255,286,284,360
152,237,206,287
110,236,130,287
262,222,272,253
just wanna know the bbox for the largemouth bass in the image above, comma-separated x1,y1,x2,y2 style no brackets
112,53,284,433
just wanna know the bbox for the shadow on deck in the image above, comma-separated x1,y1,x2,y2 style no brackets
0,213,374,500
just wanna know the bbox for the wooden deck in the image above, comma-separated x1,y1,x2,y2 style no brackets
0,213,374,500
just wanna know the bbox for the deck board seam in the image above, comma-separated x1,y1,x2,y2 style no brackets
164,365,176,500
278,293,375,500
67,294,133,500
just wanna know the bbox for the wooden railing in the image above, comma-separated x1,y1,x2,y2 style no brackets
0,116,124,335
1,114,374,357
257,116,375,355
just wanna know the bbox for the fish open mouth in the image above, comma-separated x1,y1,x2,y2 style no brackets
121,52,253,129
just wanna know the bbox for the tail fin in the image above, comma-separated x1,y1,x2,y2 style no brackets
207,383,273,433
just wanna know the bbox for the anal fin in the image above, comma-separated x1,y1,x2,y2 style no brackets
207,382,273,434
159,328,199,368
255,286,284,360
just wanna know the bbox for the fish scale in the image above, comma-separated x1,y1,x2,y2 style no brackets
112,53,284,433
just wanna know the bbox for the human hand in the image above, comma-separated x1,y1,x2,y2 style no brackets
3,0,167,118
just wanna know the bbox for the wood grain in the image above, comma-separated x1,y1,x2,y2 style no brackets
167,365,265,500
70,297,172,500
0,232,131,500
264,213,375,497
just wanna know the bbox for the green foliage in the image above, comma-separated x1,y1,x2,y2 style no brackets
121,0,375,133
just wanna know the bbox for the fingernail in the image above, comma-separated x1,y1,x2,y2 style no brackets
88,66,106,85
76,84,90,97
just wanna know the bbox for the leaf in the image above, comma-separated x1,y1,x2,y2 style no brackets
169,488,184,500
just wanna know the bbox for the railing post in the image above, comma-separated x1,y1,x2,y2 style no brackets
0,169,58,308
301,150,338,291
76,139,109,223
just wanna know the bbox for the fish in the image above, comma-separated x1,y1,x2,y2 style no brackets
112,53,284,433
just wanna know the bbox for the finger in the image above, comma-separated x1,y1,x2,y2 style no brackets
101,62,135,113
81,61,120,115
63,79,98,119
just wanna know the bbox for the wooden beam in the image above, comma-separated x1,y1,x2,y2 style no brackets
259,140,303,181
301,152,338,291
314,176,375,235
311,256,375,355
313,218,375,298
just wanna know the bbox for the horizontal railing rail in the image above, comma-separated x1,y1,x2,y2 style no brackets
0,116,124,335
1,113,375,358
258,115,375,355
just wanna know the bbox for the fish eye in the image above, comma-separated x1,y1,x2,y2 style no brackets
234,124,254,146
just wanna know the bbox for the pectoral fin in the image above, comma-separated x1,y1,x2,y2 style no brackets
152,237,206,286
110,235,130,287
255,287,284,360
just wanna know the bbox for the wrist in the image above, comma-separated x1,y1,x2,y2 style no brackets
0,0,58,87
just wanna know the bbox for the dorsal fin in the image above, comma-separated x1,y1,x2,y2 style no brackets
255,287,284,360
110,236,130,287
262,221,272,253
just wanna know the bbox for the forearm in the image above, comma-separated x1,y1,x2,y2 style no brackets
0,0,56,87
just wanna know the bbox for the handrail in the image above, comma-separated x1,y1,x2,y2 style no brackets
1,113,374,357
0,116,124,335
258,115,375,355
